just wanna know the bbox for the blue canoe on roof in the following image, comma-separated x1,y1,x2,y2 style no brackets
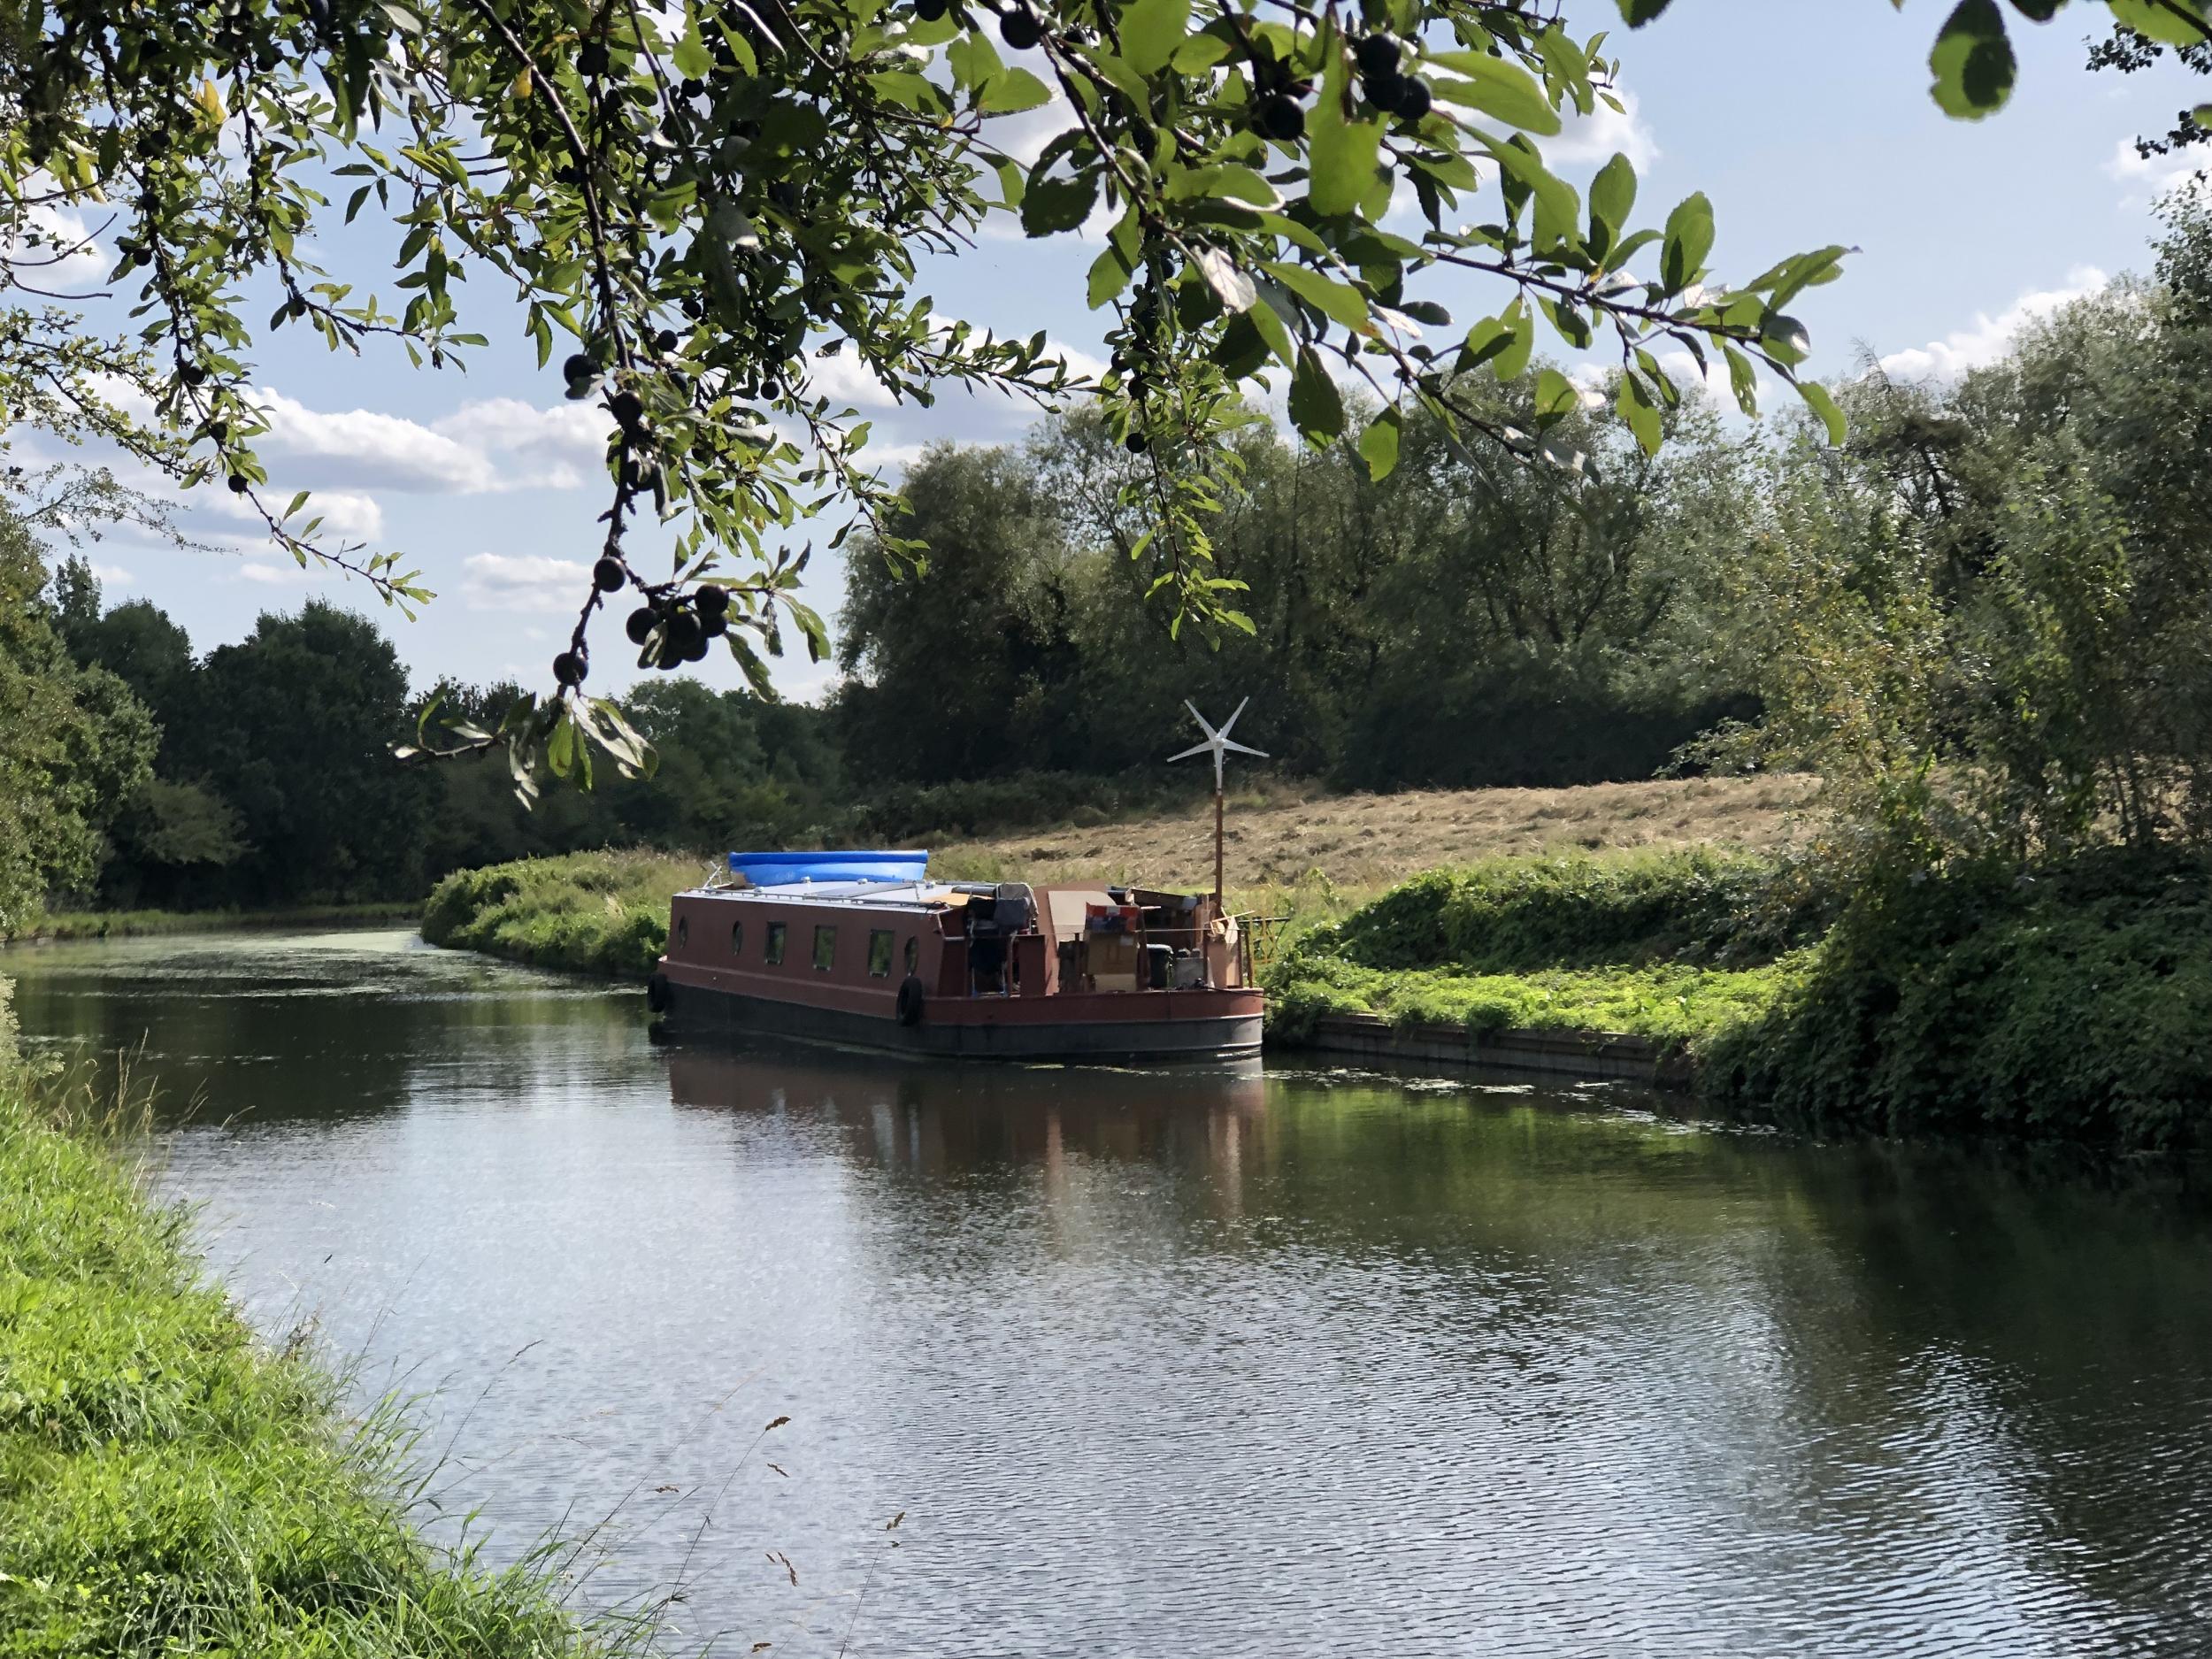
728,849,929,887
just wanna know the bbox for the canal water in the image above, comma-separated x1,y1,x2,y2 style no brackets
12,928,2212,1656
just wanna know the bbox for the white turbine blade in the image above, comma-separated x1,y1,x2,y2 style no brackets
1184,698,1219,740
1167,741,1212,764
1222,738,1268,759
1217,695,1250,738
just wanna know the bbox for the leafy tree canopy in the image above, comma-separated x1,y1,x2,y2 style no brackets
4,0,2208,792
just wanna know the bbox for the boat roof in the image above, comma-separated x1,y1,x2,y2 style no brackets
682,879,962,912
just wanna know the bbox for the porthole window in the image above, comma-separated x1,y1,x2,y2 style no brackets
764,922,787,965
731,918,744,956
903,936,919,977
812,925,838,972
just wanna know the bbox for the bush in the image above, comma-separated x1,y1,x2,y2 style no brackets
1702,851,2212,1151
421,850,693,979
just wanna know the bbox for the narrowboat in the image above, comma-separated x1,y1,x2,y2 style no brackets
647,851,1263,1061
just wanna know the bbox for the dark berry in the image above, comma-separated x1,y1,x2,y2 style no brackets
227,472,249,493
553,650,588,686
1125,432,1148,455
1355,33,1400,78
655,328,680,353
1395,75,1432,121
594,556,626,593
999,5,1041,50
695,582,730,618
563,351,596,384
625,605,657,644
206,419,227,441
680,77,703,98
917,0,948,14
609,388,644,428
180,364,206,386
1258,95,1304,142
579,40,610,78
666,611,703,655
701,608,728,638
683,630,711,662
1362,71,1405,113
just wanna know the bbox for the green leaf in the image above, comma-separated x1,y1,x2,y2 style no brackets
1425,52,1563,136
1588,151,1637,247
1249,294,1297,368
1533,366,1579,420
1722,342,1760,417
672,4,713,81
1310,36,1386,217
981,67,1052,113
1118,0,1191,77
1660,191,1714,293
2108,0,2211,47
1021,166,1101,235
1617,370,1663,454
946,29,1005,93
1288,346,1346,443
1486,136,1581,252
1494,297,1534,380
1357,405,1402,481
1616,0,1674,20
1198,246,1256,311
1798,379,1847,445
1929,0,2016,118
1262,261,1369,330
1087,242,1134,308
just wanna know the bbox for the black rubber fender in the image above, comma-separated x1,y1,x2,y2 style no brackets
646,972,672,1013
895,975,926,1025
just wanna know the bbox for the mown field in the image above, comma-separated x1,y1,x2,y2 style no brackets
929,775,1814,898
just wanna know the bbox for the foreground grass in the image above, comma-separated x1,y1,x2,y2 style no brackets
3,902,420,947
422,850,703,979
0,1012,623,1658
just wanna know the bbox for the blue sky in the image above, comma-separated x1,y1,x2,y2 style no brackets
24,4,2206,703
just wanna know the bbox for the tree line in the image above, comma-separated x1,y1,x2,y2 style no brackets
6,188,2212,927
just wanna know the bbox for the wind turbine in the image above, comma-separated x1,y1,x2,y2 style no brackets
1169,698,1268,903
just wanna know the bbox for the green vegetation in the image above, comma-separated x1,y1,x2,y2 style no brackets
2,902,419,947
421,851,699,980
1266,851,1805,1048
0,987,621,1659
1269,954,1790,1048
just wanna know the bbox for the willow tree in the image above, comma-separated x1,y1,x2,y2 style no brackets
3,0,2205,791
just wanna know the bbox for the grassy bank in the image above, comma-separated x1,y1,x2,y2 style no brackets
1263,850,1814,1052
1274,848,2212,1153
3,902,422,947
422,850,702,979
0,991,623,1658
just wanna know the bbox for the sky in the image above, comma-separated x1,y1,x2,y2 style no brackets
17,2,2208,705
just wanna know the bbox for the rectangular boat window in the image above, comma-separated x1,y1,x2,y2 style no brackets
867,929,895,978
764,921,787,965
812,925,837,972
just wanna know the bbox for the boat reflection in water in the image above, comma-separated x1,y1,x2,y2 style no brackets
664,1035,1269,1202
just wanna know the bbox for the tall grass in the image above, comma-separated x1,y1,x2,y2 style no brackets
0,982,644,1659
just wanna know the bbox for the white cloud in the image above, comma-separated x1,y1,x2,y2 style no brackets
458,551,594,614
2105,136,2204,204
1549,88,1660,172
251,387,494,492
430,397,609,489
1878,266,2108,381
237,560,302,584
4,177,112,293
246,388,614,495
209,482,386,541
88,561,133,585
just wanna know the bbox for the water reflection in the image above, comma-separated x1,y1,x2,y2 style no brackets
8,931,2212,1655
